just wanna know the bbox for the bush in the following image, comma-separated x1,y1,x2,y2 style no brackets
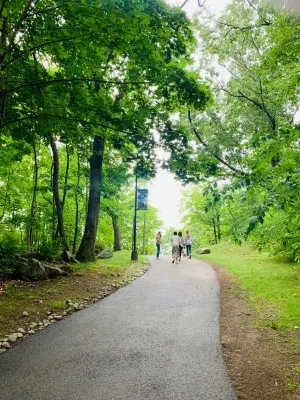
0,231,25,259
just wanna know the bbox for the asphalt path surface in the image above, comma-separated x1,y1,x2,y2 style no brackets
0,255,236,400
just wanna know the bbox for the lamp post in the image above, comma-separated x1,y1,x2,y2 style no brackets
131,176,138,261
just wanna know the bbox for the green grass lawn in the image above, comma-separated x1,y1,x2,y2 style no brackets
195,242,300,329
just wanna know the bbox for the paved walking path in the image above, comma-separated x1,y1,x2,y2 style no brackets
0,256,236,400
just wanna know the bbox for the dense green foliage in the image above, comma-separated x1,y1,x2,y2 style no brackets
0,0,210,265
174,0,300,261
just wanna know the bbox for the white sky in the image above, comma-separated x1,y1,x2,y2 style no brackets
148,0,230,231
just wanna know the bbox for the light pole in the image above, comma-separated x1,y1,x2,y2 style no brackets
131,176,138,261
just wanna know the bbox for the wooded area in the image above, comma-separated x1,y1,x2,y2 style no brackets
0,0,299,277
0,0,210,272
173,0,300,261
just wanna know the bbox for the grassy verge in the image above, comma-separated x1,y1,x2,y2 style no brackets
194,242,300,329
0,251,147,338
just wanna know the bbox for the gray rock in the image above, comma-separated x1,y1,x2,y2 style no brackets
29,322,37,329
22,311,29,317
196,248,211,255
14,258,46,280
2,342,11,349
17,328,26,334
53,315,62,321
0,348,6,354
16,333,23,338
97,249,113,259
44,263,71,278
46,311,51,315
43,322,49,327
61,250,79,264
47,315,53,320
7,333,18,343
42,319,49,324
28,330,35,334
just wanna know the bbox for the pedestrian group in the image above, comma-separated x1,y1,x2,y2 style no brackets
156,230,192,263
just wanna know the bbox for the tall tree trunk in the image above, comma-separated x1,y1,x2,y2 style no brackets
112,214,121,251
216,212,221,242
212,218,218,244
50,134,69,251
27,140,38,249
0,170,11,221
72,149,80,254
51,162,56,240
55,144,70,238
76,136,104,262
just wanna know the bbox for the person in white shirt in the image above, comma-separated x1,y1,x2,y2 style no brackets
184,230,192,259
178,231,185,261
171,232,180,264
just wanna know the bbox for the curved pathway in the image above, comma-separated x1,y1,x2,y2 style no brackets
0,255,236,400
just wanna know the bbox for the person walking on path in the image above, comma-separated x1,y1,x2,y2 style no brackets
185,230,192,259
156,231,162,260
178,231,184,261
171,231,181,264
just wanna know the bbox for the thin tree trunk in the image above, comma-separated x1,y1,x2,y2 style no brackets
50,134,69,251
216,212,221,242
72,149,80,254
55,143,70,238
212,218,218,244
112,214,121,251
27,140,38,249
51,162,56,240
0,170,11,221
76,136,104,262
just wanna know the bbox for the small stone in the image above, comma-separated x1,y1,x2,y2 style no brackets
37,322,43,326
43,322,49,327
2,342,11,349
39,327,44,330
49,319,56,324
17,328,26,334
29,322,37,329
84,298,89,301
62,311,67,316
16,333,23,338
53,315,62,321
47,315,53,320
46,311,51,315
0,348,6,354
28,330,35,334
43,319,48,324
8,333,18,343
22,311,29,317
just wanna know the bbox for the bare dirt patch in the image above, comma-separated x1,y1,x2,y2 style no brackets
214,264,300,400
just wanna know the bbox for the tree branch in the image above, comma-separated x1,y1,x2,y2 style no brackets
6,78,150,94
5,0,37,56
187,110,246,175
220,87,277,131
3,37,77,67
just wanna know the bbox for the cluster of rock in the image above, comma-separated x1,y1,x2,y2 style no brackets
0,265,149,355
13,256,73,281
195,248,211,255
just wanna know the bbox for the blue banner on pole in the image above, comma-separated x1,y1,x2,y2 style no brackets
137,189,148,210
